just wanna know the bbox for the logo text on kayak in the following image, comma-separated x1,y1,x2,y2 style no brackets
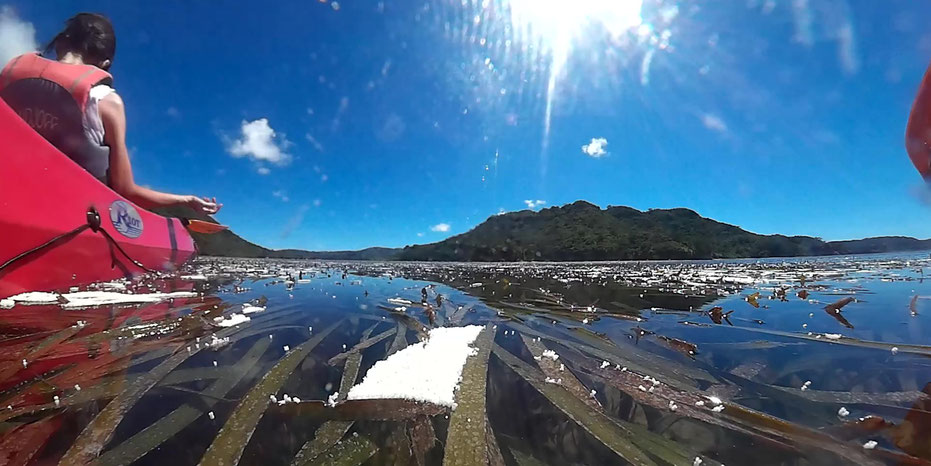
109,200,144,239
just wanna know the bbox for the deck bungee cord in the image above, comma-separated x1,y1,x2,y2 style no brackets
0,207,159,277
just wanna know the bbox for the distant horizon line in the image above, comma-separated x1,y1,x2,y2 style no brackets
263,200,930,253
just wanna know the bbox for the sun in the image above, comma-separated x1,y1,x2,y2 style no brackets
506,0,644,71
501,0,645,154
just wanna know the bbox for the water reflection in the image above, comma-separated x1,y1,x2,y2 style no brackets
0,253,929,464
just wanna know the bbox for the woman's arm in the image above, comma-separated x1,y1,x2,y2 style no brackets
98,93,221,214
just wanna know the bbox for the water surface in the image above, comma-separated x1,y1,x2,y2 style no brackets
1,253,930,465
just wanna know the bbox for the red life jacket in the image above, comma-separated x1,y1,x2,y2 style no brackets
0,53,114,182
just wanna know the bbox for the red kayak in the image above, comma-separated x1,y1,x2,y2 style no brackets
0,99,196,298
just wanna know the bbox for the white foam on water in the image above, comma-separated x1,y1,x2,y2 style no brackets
214,313,251,327
347,325,483,408
4,292,60,305
242,304,266,314
2,290,198,309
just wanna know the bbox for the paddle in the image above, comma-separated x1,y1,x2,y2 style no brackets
182,219,229,234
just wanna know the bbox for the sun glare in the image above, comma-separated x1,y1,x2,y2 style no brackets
504,0,645,168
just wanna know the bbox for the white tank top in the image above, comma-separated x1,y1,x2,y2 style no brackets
84,84,114,146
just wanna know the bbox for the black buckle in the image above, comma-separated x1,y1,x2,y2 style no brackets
86,207,101,232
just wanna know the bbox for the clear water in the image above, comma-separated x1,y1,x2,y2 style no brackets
1,252,930,465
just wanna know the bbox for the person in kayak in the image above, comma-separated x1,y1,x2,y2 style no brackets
0,13,221,214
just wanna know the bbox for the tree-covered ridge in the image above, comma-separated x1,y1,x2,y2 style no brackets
157,201,930,261
397,201,838,261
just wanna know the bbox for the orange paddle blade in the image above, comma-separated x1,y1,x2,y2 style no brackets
184,219,229,234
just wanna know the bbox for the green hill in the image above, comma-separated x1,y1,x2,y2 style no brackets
153,206,396,260
155,201,930,261
829,236,931,255
396,201,836,261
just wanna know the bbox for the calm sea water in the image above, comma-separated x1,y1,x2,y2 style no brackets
1,252,930,465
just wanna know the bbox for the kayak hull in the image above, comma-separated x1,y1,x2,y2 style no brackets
0,99,196,298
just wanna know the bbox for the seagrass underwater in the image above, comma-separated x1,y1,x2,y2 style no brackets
0,252,929,464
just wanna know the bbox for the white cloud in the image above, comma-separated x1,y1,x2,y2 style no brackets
700,113,728,133
281,204,310,239
331,96,349,132
639,49,655,86
790,0,813,46
305,133,324,152
524,200,546,209
227,119,291,166
417,232,424,237
836,21,859,75
430,223,451,233
377,113,406,141
257,167,271,175
272,190,289,202
581,137,608,158
0,7,36,65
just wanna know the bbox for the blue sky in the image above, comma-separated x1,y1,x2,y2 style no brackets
3,0,931,250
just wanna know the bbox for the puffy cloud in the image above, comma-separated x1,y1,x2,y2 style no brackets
417,232,424,237
256,167,271,175
227,119,291,166
0,7,36,65
581,137,608,158
272,190,289,202
430,223,451,233
700,113,728,133
524,200,546,209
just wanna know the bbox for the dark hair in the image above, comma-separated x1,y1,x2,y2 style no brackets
45,13,116,70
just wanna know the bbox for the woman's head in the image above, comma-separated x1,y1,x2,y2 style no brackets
46,13,116,70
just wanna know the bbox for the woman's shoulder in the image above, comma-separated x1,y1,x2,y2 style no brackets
90,84,117,101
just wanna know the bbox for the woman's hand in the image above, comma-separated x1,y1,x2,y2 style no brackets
186,196,222,215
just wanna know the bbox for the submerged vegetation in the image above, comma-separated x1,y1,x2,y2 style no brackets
0,253,929,464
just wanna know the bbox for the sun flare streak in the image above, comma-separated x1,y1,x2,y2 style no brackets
504,0,645,165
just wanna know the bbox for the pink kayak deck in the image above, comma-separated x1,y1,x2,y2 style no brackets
0,99,196,298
